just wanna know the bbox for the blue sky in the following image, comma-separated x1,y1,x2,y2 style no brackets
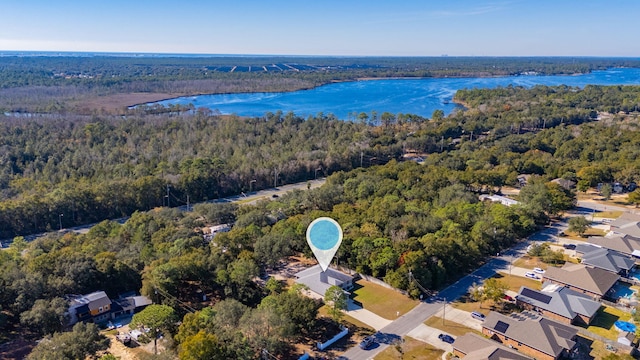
1,0,638,56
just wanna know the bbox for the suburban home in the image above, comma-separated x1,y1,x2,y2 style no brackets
543,263,619,300
587,234,640,258
482,311,578,360
550,178,576,190
478,194,519,206
111,294,153,319
68,291,152,325
68,291,112,325
453,332,533,360
575,243,635,277
608,212,640,238
515,284,601,325
295,264,355,298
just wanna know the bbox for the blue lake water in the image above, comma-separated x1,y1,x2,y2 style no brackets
152,68,640,119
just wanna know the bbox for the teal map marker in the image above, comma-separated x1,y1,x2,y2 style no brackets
306,217,343,272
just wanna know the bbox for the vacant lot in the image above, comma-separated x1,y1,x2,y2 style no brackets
351,279,418,320
375,336,443,360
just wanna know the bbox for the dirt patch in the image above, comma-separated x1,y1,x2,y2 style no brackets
0,337,37,360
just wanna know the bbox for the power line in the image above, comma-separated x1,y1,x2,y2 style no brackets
153,287,197,314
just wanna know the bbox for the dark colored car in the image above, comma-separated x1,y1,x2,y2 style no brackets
359,336,375,349
438,333,455,344
563,243,576,249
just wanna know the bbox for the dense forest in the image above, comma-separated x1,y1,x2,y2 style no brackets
2,84,640,239
3,80,640,358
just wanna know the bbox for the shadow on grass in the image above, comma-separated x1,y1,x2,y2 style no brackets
587,308,619,330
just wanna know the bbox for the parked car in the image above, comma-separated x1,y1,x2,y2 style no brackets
562,243,576,250
525,271,540,279
471,311,485,321
533,267,545,274
359,336,375,350
438,333,455,344
503,294,515,302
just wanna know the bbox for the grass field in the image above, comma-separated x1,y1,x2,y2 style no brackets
351,279,418,320
318,305,375,333
374,336,443,360
424,316,483,337
493,272,542,292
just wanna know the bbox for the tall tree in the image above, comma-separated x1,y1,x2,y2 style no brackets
27,322,109,360
324,285,347,322
130,304,177,354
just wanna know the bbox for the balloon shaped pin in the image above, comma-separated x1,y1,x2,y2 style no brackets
306,217,343,272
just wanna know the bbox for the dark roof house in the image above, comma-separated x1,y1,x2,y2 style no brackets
453,332,533,360
575,244,635,276
516,284,601,325
543,263,619,299
482,311,578,360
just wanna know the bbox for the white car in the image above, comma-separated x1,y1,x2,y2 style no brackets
533,267,545,274
524,272,540,279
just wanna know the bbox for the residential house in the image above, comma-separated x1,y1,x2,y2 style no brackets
575,243,635,277
68,291,152,325
453,332,533,360
608,212,640,238
482,311,578,360
515,284,601,325
479,194,519,207
587,234,640,258
68,291,112,325
295,265,355,299
111,294,153,319
542,263,619,300
550,178,576,190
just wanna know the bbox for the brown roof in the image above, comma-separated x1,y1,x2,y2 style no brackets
454,333,533,360
543,263,619,296
483,311,577,357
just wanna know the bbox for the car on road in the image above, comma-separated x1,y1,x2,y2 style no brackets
471,311,485,321
563,243,576,250
438,333,455,344
359,336,375,350
525,271,540,279
533,267,545,274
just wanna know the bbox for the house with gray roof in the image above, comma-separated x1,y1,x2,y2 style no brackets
68,291,112,325
516,284,601,325
609,212,640,238
588,234,640,258
575,243,635,277
542,263,619,300
482,311,578,360
453,332,533,360
295,265,355,298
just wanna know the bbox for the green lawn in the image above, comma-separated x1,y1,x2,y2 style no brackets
375,336,443,360
579,306,632,340
351,279,418,320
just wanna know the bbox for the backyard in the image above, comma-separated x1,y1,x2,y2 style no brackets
580,306,633,340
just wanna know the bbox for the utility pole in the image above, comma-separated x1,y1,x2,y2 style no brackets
186,195,190,212
441,136,444,152
360,151,364,168
274,169,279,188
166,184,170,207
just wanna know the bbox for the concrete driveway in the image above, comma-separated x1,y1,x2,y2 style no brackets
406,324,453,352
438,305,483,331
